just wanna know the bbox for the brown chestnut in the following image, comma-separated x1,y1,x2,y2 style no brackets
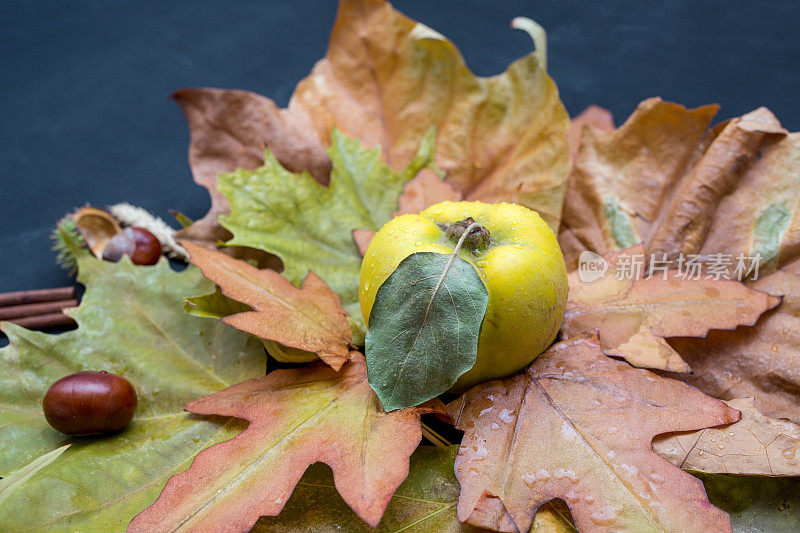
42,371,137,435
101,227,162,265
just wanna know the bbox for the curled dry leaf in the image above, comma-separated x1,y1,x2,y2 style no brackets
563,245,781,372
448,332,739,533
129,353,425,532
177,0,570,251
561,97,800,424
558,98,799,272
654,398,800,476
668,257,800,423
184,241,351,370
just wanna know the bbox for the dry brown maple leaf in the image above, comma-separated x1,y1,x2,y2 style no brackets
291,0,569,227
563,245,781,373
653,398,800,475
184,241,351,370
667,256,800,423
448,332,740,533
173,88,331,253
176,0,570,250
128,353,427,532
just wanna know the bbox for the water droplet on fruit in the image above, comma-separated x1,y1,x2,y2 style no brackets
782,448,796,459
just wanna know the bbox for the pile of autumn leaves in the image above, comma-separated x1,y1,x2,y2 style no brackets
142,0,799,531
5,0,800,531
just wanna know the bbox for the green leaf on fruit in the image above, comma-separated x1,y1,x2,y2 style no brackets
0,240,265,531
366,251,488,411
218,127,436,334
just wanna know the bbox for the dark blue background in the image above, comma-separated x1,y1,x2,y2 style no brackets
2,0,799,296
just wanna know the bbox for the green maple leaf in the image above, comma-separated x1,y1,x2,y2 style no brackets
0,227,265,531
218,127,437,332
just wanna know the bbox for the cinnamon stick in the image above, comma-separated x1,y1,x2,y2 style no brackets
0,299,79,320
7,312,76,330
0,287,76,307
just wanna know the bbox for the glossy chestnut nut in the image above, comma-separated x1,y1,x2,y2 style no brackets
102,227,162,265
42,371,137,435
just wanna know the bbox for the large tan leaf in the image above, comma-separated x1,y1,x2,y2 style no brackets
667,257,800,423
448,332,739,533
184,241,352,370
173,88,331,252
291,0,569,228
654,398,800,475
176,0,570,248
129,353,424,532
563,245,781,372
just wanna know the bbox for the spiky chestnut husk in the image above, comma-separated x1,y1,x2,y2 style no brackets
51,218,85,274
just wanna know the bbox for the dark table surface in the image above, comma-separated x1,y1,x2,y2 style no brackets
2,0,799,297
